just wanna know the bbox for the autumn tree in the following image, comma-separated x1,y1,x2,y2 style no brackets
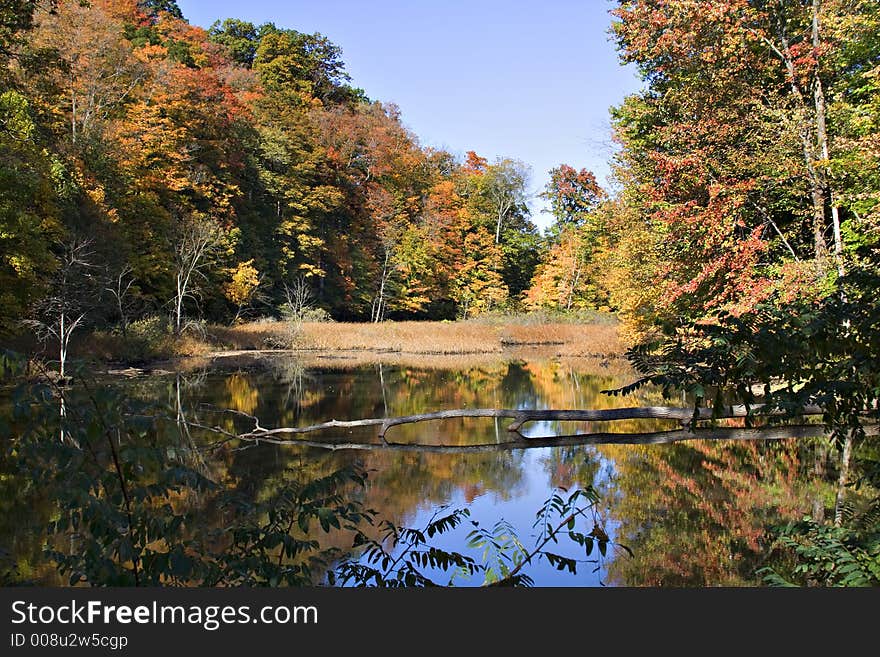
607,0,880,584
452,228,508,319
411,178,472,318
826,1,880,242
254,25,361,105
526,165,609,313
479,157,531,246
541,164,605,232
0,88,61,333
137,0,182,21
607,2,811,326
224,259,261,323
207,18,261,68
458,155,539,303
526,230,589,312
610,1,880,328
30,0,147,149
2,0,561,334
0,0,54,60
246,100,340,287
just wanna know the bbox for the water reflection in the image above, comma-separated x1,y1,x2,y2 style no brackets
598,439,828,586
0,355,836,586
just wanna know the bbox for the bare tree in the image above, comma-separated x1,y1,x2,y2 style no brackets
283,274,314,322
281,275,315,347
483,158,531,244
106,263,136,336
171,213,225,336
24,238,98,379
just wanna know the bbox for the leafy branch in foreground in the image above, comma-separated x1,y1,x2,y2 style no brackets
603,253,880,447
330,508,480,587
332,486,632,587
758,517,880,587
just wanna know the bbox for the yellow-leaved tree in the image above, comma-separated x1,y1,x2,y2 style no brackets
224,259,261,323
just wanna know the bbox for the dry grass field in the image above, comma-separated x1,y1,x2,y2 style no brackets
48,314,625,369
207,318,623,359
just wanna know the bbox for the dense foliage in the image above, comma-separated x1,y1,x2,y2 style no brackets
0,0,550,342
598,0,880,586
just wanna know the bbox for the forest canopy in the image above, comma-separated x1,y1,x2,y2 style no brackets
1,0,553,338
1,0,878,357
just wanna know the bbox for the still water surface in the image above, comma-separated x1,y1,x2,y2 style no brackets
2,354,829,586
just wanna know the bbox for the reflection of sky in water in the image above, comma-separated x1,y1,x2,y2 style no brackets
177,359,645,586
1,356,827,586
351,447,616,587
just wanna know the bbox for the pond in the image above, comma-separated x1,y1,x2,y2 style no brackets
0,353,834,586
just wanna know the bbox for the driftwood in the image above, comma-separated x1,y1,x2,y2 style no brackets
236,404,826,442
202,403,880,453
233,424,879,453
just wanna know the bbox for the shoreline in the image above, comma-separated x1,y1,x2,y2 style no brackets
12,316,630,378
104,344,633,377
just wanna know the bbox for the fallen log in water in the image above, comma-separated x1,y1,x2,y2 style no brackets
234,404,827,442
230,424,879,452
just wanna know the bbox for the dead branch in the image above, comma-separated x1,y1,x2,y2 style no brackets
235,404,826,442
230,424,877,453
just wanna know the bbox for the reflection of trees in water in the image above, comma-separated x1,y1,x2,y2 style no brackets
169,357,663,548
598,439,827,586
173,371,213,477
0,447,59,584
267,358,314,414
365,451,527,519
539,446,601,491
4,357,833,586
523,360,670,435
192,358,656,565
153,360,571,564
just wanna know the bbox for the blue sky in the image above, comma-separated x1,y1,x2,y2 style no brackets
177,0,643,230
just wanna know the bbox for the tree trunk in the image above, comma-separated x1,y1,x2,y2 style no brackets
833,434,853,527
59,395,67,444
567,261,582,311
174,275,184,336
812,440,828,523
373,250,391,323
809,175,828,263
59,311,66,379
70,90,77,145
778,24,828,263
812,0,844,276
